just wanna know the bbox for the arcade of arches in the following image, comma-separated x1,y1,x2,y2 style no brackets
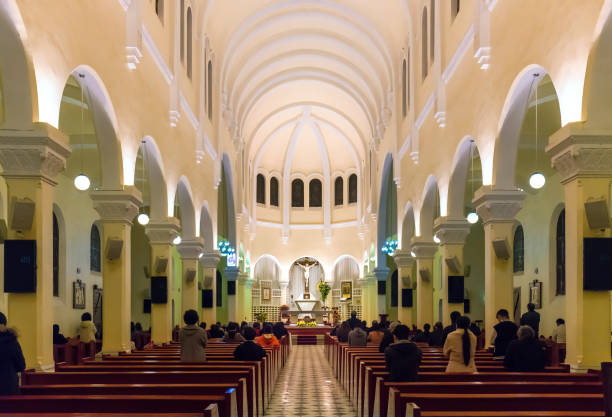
2,0,612,405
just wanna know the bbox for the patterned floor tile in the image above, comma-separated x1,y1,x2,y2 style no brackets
265,345,356,416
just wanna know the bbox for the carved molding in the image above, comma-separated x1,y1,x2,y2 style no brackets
410,237,438,259
176,238,205,260
225,266,240,282
373,267,390,281
473,185,525,224
200,251,221,269
433,217,471,245
145,217,181,244
0,123,71,184
394,250,415,269
90,186,143,224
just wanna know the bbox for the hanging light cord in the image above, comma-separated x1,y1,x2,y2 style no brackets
535,75,539,173
80,78,85,175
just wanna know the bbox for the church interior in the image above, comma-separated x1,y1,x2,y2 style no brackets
1,0,612,415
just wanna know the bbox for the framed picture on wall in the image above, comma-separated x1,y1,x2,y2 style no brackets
262,287,271,302
341,281,352,300
529,280,542,309
73,280,86,309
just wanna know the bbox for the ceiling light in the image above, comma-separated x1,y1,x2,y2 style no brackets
529,172,546,190
173,236,182,245
137,213,150,225
433,235,440,244
467,212,479,224
410,251,416,257
74,174,90,191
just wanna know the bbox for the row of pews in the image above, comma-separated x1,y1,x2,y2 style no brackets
324,334,605,417
0,335,290,417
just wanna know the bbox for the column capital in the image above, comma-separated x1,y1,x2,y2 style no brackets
363,272,377,285
410,237,438,259
547,122,612,183
393,250,415,269
373,267,390,281
225,266,240,282
433,217,471,245
0,123,71,184
145,217,181,245
238,272,250,285
176,238,205,260
473,185,525,224
200,251,221,268
91,186,143,224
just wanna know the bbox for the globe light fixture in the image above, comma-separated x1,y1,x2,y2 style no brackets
433,235,441,244
529,172,546,190
137,213,150,225
410,250,417,257
467,212,479,224
74,174,91,191
173,236,182,245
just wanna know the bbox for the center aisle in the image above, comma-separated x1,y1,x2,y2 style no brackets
266,345,357,417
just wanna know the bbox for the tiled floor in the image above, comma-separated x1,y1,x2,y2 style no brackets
265,345,356,416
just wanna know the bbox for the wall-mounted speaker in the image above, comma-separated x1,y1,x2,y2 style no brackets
401,276,411,288
377,280,386,295
227,280,236,295
585,198,611,229
197,281,203,290
202,289,213,308
10,198,35,231
203,275,213,288
0,219,8,243
419,269,430,281
151,276,167,304
402,288,413,307
154,256,168,274
492,239,510,260
143,299,151,313
184,269,197,283
445,256,461,274
105,238,124,261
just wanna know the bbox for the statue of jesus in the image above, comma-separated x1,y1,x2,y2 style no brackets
297,258,318,300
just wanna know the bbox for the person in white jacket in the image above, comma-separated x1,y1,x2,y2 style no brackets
552,318,566,343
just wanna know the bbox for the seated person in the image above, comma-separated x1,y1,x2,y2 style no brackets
336,321,351,343
223,322,246,343
208,324,225,339
411,323,431,343
443,316,477,373
504,325,547,372
255,324,281,350
53,324,68,345
367,322,385,345
378,321,399,353
179,309,207,362
442,311,462,344
0,312,26,395
490,309,518,358
234,327,267,361
428,322,445,347
132,322,146,350
253,322,261,336
552,318,566,344
348,323,367,346
384,324,422,381
273,322,288,340
78,312,97,343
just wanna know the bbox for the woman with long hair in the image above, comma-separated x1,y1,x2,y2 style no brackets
443,315,477,373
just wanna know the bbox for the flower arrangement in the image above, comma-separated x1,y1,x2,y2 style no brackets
297,320,318,327
307,321,318,327
317,281,331,303
297,320,307,327
254,312,268,323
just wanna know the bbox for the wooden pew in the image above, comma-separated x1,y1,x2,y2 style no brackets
0,413,215,417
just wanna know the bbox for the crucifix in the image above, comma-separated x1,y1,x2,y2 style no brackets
296,258,318,300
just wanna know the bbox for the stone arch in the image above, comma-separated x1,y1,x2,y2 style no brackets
176,176,196,238
138,137,168,219
447,137,482,218
219,153,236,247
419,175,439,239
401,202,415,250
200,202,214,251
377,153,397,266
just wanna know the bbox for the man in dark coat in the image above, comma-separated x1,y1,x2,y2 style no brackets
233,327,267,361
384,325,422,381
347,311,361,330
0,312,26,395
491,309,519,357
520,303,541,337
504,325,546,372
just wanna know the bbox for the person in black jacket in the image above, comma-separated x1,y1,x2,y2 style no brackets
411,323,431,343
272,322,287,340
491,309,519,357
428,322,445,347
347,311,361,330
233,327,266,361
0,312,26,395
52,324,68,345
504,325,546,372
442,311,462,344
378,321,399,353
336,321,351,343
384,324,422,381
520,303,541,337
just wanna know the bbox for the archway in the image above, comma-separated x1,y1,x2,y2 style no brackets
377,153,397,267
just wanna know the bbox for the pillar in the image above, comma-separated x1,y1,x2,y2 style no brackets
393,250,415,327
0,124,71,370
473,185,525,344
91,187,142,355
373,266,390,321
237,272,252,322
433,217,471,326
176,239,204,315
411,238,438,329
200,251,221,325
547,125,612,370
225,266,239,322
145,218,180,344
362,273,376,323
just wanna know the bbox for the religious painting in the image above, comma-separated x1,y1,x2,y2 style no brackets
262,287,271,302
341,281,352,299
529,280,542,309
73,280,86,309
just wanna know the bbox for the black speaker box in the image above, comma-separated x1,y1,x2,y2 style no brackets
4,240,37,293
151,276,168,304
202,289,213,308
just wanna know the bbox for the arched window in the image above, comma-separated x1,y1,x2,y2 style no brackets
430,0,435,62
334,176,344,206
402,59,407,118
155,0,164,21
53,213,59,297
90,224,101,273
421,8,428,80
270,177,279,207
207,60,213,120
556,209,566,295
513,225,524,273
291,179,304,207
180,0,185,63
309,179,322,208
348,174,358,204
256,174,266,205
451,0,460,20
186,7,192,79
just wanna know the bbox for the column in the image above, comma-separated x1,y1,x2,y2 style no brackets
473,185,525,344
145,218,180,344
0,123,71,370
200,251,221,325
411,238,438,329
433,217,471,326
362,273,376,323
237,272,252,322
547,125,612,370
373,266,390,321
393,250,415,327
91,187,142,355
176,238,204,314
225,266,239,322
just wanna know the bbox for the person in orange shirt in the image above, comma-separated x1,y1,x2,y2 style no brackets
255,324,280,350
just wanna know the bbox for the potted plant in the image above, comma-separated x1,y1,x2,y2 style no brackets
317,281,331,309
